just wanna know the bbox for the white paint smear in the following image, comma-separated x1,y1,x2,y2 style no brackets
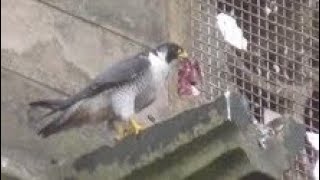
306,132,319,180
224,90,231,121
217,13,248,50
315,160,319,180
307,132,319,151
1,157,8,168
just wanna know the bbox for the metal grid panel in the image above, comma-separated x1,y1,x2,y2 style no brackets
191,0,319,179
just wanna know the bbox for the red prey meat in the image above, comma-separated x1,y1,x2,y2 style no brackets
177,58,202,97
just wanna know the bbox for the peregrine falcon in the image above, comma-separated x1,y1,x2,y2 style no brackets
29,42,188,139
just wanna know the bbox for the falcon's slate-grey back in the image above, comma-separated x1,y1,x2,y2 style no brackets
29,42,188,139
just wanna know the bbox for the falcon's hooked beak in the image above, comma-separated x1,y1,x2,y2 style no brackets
178,49,189,60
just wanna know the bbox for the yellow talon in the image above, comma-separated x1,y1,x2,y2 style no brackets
129,118,145,135
113,117,145,141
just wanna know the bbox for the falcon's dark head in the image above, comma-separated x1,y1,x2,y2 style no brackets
155,42,188,63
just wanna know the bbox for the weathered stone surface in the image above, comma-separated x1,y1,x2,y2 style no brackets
39,0,167,47
55,93,304,180
1,69,116,180
122,124,243,180
1,0,143,94
185,148,254,180
167,0,192,48
1,173,20,180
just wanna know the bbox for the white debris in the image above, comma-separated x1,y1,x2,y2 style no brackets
315,160,319,180
230,9,235,16
266,1,278,17
265,7,272,16
273,64,281,73
257,68,262,76
224,90,231,121
284,72,290,80
266,71,271,80
273,6,278,13
265,4,278,16
1,157,8,168
276,87,283,94
284,46,289,55
263,108,282,125
191,86,201,96
217,13,248,50
307,132,319,151
306,132,319,180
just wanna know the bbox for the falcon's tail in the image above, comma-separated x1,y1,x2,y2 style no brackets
28,98,72,137
37,117,62,138
30,99,67,110
28,100,81,138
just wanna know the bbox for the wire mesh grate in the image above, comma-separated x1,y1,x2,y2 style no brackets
190,0,319,179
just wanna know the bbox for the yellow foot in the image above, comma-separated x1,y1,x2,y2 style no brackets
129,118,145,135
113,118,145,141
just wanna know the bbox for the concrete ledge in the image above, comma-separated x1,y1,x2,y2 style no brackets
56,93,305,180
185,148,254,180
122,124,242,180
